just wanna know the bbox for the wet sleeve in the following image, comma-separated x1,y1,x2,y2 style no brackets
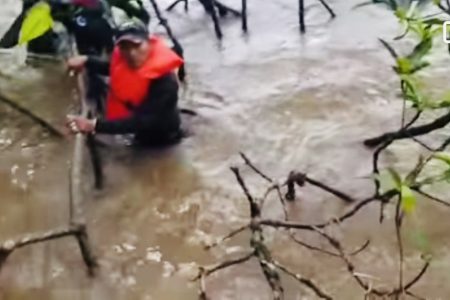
86,56,110,75
95,73,179,134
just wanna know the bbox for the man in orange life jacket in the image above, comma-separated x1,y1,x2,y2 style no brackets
66,21,184,147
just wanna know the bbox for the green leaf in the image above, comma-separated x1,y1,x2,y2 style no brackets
444,169,450,183
419,176,438,186
388,168,403,190
409,61,430,74
407,37,433,64
434,90,450,108
401,184,417,214
395,57,413,74
400,75,424,105
423,17,446,26
433,152,450,165
19,2,53,45
395,7,408,20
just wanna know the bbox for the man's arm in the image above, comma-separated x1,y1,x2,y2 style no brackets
86,56,110,75
95,73,179,134
67,55,110,75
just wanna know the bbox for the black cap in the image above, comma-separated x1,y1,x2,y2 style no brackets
115,21,149,45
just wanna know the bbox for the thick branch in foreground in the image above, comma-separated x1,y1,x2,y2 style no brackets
0,37,100,282
197,155,432,299
0,225,97,275
364,111,450,147
74,223,98,276
86,133,103,189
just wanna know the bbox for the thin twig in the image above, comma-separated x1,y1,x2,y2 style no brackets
289,233,339,257
388,260,430,297
204,223,250,250
373,140,392,198
0,91,64,138
317,0,336,18
194,251,255,280
272,260,333,300
303,175,356,203
405,291,426,300
414,188,450,208
313,228,376,294
394,196,404,295
349,239,371,256
240,152,273,183
403,261,430,291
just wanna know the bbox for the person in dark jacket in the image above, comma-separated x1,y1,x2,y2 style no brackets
66,21,184,147
0,0,150,54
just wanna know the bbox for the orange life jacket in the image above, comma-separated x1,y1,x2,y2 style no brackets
106,36,183,120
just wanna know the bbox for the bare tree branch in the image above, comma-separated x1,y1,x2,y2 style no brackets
403,261,430,291
194,251,255,280
0,224,97,275
259,190,397,231
231,167,260,218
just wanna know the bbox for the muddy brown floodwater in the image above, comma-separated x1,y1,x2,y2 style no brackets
1,0,450,299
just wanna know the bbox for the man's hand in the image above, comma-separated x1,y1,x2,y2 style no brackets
67,55,88,72
66,115,96,134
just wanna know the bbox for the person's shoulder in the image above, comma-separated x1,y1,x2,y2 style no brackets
153,72,178,86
